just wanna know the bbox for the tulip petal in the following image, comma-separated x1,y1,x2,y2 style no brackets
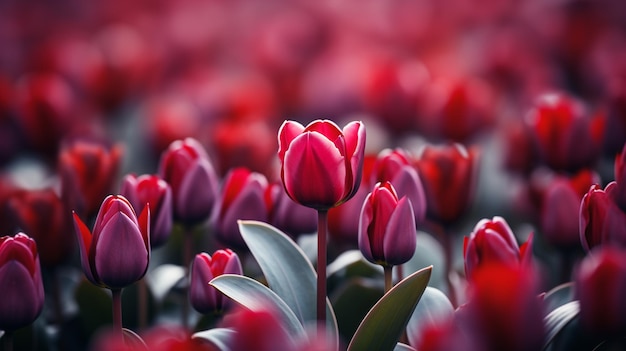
0,262,43,331
72,212,98,285
217,179,269,248
138,204,151,252
343,121,366,199
278,120,305,161
392,167,427,224
176,159,218,223
383,197,416,266
358,193,375,263
0,238,37,276
94,213,149,288
283,131,346,209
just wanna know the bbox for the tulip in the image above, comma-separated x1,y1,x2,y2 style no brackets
158,137,219,226
0,233,44,331
614,143,626,211
579,182,626,251
121,174,173,247
212,168,272,249
73,195,150,289
59,140,123,218
464,216,533,282
222,306,295,351
278,119,366,210
575,247,626,337
371,148,426,226
525,92,605,172
358,181,416,267
189,249,242,314
269,183,317,238
414,143,478,223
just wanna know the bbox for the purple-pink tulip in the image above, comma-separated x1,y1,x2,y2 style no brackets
121,174,173,247
358,181,416,267
269,183,317,238
158,137,219,226
278,119,366,210
579,182,626,251
189,249,242,314
212,168,272,249
464,216,533,282
0,233,44,331
73,195,150,289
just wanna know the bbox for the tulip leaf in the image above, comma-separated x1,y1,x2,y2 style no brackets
193,328,235,351
394,343,417,351
331,277,384,341
406,287,454,346
543,300,580,349
543,282,575,316
145,264,186,303
347,266,432,351
210,274,305,338
123,328,148,350
238,220,338,333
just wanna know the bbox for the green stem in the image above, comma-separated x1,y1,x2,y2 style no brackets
138,278,147,330
111,288,123,337
3,331,13,351
182,226,193,329
317,210,328,329
384,265,393,293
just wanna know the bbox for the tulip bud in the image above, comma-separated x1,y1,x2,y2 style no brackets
278,119,366,210
0,233,44,331
464,216,533,282
120,174,173,247
579,182,626,251
414,143,478,223
189,249,242,314
358,182,416,267
575,247,626,337
212,168,272,249
158,138,219,226
73,195,150,289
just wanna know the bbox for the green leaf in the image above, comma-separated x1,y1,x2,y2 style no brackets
331,277,384,342
348,266,432,351
406,287,454,346
543,282,575,316
210,274,305,338
238,220,338,332
394,343,417,351
543,300,580,349
123,328,148,350
193,328,235,351
145,264,186,303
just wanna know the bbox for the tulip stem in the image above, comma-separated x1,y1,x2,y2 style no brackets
138,278,147,330
317,210,328,330
384,266,393,293
182,226,193,329
112,288,123,336
3,331,13,351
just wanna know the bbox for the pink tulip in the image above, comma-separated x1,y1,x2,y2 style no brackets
189,249,242,314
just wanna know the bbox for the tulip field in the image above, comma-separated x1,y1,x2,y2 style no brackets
0,0,626,350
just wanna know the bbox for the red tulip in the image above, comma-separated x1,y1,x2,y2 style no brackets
221,307,295,351
414,143,478,223
189,249,242,314
158,138,219,226
59,140,123,218
0,233,44,331
73,195,150,289
212,168,272,249
358,182,416,267
575,247,626,337
526,92,605,172
278,119,366,210
464,216,533,282
120,174,173,248
579,182,626,251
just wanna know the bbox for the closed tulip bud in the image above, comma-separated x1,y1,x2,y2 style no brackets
579,182,626,251
189,249,242,314
358,182,416,267
414,143,478,223
372,148,427,226
278,119,366,210
212,168,272,249
464,216,533,282
158,138,219,226
73,195,150,289
575,247,626,337
0,233,44,331
269,183,317,238
121,174,173,247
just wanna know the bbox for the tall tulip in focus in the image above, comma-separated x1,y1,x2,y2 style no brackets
0,233,44,344
358,181,416,291
189,249,242,314
73,195,150,335
278,119,366,326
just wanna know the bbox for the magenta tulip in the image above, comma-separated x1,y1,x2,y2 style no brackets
358,181,416,267
278,119,366,210
189,249,242,314
0,233,44,331
579,182,626,251
158,138,219,226
212,168,272,249
73,195,150,289
121,174,173,247
464,216,533,282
